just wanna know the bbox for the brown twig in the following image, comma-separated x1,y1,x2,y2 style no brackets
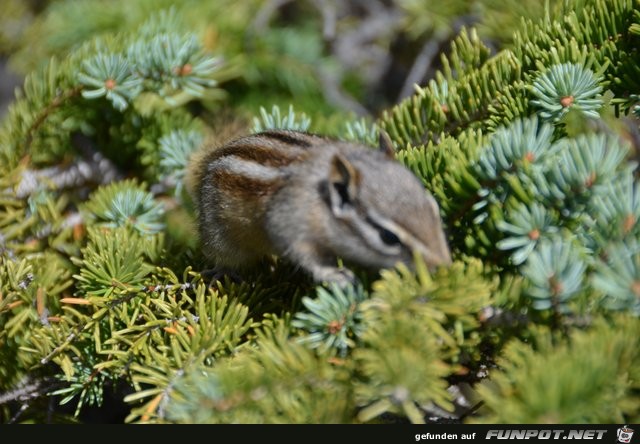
23,85,83,153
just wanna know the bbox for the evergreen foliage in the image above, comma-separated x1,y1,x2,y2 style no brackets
475,317,640,423
0,0,639,425
252,104,311,133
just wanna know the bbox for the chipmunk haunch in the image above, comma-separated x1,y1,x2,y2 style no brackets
187,129,451,285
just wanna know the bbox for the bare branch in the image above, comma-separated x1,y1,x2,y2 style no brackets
310,0,337,41
397,30,449,101
13,135,121,199
251,0,294,33
317,66,370,116
398,15,480,102
0,375,62,410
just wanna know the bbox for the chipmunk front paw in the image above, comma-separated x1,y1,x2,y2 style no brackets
200,267,244,286
312,266,358,287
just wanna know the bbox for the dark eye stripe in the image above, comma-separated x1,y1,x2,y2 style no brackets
379,228,401,246
365,214,405,248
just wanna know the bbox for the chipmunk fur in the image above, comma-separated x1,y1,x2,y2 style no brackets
187,128,451,285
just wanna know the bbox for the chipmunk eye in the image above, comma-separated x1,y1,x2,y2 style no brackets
379,228,401,246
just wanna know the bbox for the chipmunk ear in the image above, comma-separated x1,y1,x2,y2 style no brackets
378,130,395,159
328,153,360,216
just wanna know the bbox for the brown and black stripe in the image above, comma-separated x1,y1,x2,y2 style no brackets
201,130,329,201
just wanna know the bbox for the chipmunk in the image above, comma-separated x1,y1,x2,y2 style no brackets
186,129,451,285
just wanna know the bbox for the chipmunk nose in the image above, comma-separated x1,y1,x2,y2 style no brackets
438,236,453,268
413,237,452,272
438,244,452,266
423,248,451,272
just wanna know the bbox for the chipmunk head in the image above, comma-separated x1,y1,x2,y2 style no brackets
324,132,452,272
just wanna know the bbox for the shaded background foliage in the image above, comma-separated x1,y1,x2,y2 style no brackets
0,0,639,424
0,0,559,119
